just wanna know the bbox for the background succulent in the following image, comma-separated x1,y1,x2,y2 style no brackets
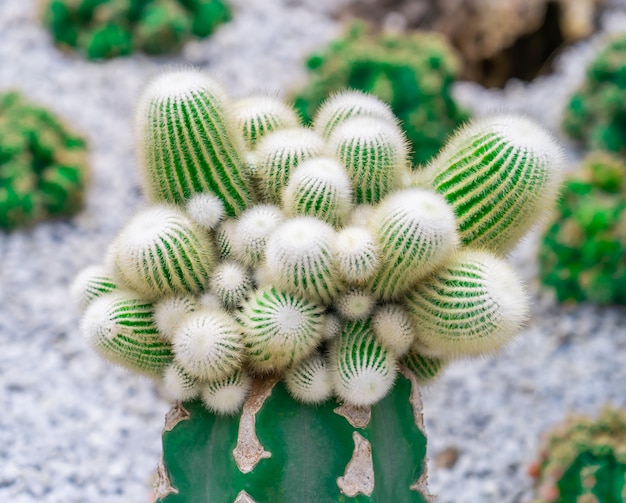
290,22,470,166
539,151,626,305
0,91,88,230
42,0,231,59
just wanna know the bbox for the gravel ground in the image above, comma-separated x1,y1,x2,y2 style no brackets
0,1,625,502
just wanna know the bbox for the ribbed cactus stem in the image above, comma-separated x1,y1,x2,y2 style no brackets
254,128,325,205
404,249,529,358
330,318,397,406
425,114,564,253
71,264,119,311
370,189,459,300
282,156,353,227
329,116,408,204
109,205,216,298
238,287,326,373
313,89,398,139
234,95,300,150
136,69,254,216
81,293,173,377
401,350,445,384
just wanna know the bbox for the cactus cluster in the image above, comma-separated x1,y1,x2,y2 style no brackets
529,406,626,503
0,91,88,230
539,151,626,305
291,23,470,166
562,34,626,154
73,68,563,417
42,0,231,59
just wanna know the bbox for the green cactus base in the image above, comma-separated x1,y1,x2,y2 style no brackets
156,366,431,503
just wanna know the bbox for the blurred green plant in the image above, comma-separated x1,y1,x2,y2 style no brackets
42,0,231,59
0,91,88,230
539,151,626,305
562,34,626,153
529,406,626,503
291,23,470,166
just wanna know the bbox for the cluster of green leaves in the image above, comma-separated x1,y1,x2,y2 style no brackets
43,0,231,59
0,91,88,230
539,151,626,305
562,35,626,153
530,407,626,503
290,23,470,166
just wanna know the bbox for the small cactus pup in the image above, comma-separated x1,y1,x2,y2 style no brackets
0,91,88,230
529,406,626,503
72,67,564,502
41,0,231,60
539,151,626,305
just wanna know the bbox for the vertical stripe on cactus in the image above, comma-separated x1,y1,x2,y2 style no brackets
370,189,459,300
330,319,397,406
333,226,380,285
136,69,254,216
426,114,564,253
401,350,445,384
284,353,333,404
282,157,353,227
265,216,342,304
71,264,118,311
404,249,529,358
329,116,409,204
215,218,238,259
254,128,325,205
238,287,326,373
234,95,300,150
313,89,397,139
200,368,252,415
109,205,216,298
81,293,173,377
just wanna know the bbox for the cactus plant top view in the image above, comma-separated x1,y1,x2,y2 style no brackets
0,91,88,230
42,0,231,59
291,23,470,167
529,406,626,503
539,151,626,305
72,68,563,500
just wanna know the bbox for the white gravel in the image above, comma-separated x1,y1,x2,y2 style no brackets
0,1,625,502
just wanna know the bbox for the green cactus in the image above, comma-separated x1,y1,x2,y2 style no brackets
291,22,470,166
42,0,231,59
72,69,564,501
539,151,626,305
0,91,88,230
530,406,626,503
562,34,626,154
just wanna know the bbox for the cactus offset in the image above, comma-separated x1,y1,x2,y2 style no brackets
72,69,564,501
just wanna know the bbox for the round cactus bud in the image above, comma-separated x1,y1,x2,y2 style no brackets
209,260,253,309
185,192,225,230
371,304,415,356
135,69,254,216
200,368,252,416
401,350,445,384
321,313,343,340
172,309,244,381
81,292,173,377
216,218,238,259
330,319,397,406
426,113,565,254
232,204,283,267
333,226,380,285
162,362,201,402
284,353,333,404
234,95,300,150
71,264,118,312
336,289,375,321
109,205,216,298
404,249,529,358
349,204,376,227
313,90,397,139
329,116,409,204
370,188,459,300
197,292,223,311
265,216,342,304
282,157,353,227
153,295,198,341
254,128,325,205
238,287,326,373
